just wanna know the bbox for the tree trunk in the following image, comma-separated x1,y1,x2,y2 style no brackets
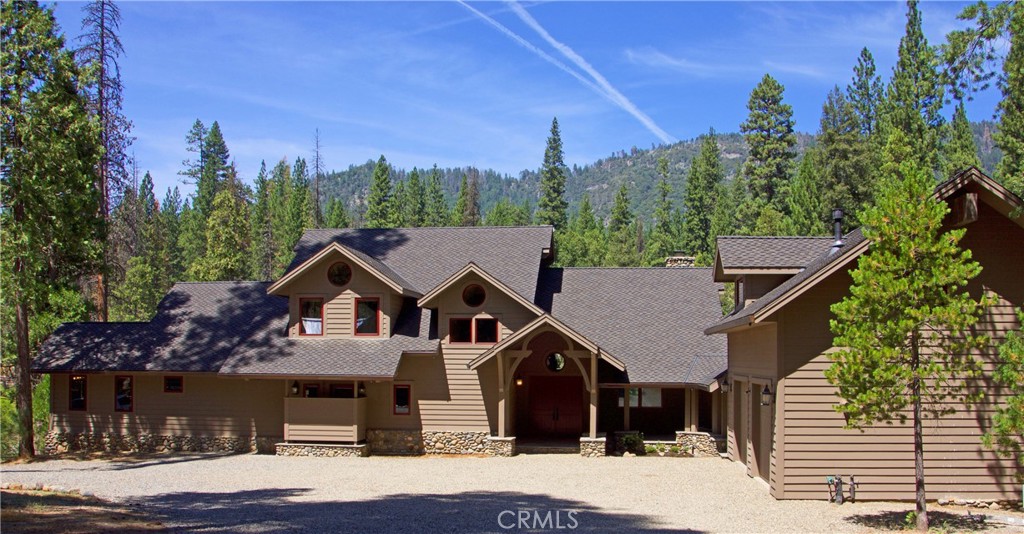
14,205,35,458
912,335,927,531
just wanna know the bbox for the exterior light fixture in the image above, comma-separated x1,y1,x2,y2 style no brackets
720,379,731,394
760,384,773,406
515,377,524,387
291,381,299,396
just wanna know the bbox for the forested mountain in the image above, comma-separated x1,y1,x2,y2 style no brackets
321,125,998,224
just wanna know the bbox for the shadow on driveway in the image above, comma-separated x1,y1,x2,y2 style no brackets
134,488,706,533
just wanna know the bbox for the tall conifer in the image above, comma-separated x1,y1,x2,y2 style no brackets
537,117,569,229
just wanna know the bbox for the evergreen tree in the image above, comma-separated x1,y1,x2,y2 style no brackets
740,74,796,210
605,184,638,266
997,6,1024,195
536,117,569,229
942,102,982,178
188,167,250,281
201,121,230,210
555,194,606,267
161,186,183,282
285,157,313,245
180,119,207,189
364,155,395,228
827,160,989,531
323,197,350,228
785,150,828,236
453,171,481,226
485,198,531,226
643,158,676,266
882,0,944,175
77,0,133,321
392,180,406,227
249,161,274,280
982,309,1024,482
402,168,426,227
681,129,724,264
1,0,103,457
176,200,204,278
819,86,874,227
711,177,743,241
847,47,885,136
268,159,293,275
312,128,324,227
425,165,448,227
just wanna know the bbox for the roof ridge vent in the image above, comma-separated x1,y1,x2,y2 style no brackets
829,209,844,255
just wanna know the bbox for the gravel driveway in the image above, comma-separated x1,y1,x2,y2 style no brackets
0,454,1016,533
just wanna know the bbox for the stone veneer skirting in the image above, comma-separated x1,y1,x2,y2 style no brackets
44,431,276,454
276,442,369,457
579,436,607,457
367,429,516,456
675,431,725,457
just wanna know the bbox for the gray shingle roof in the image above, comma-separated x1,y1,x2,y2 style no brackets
537,268,726,386
219,299,437,377
36,282,286,372
289,226,553,302
707,228,866,332
717,236,835,269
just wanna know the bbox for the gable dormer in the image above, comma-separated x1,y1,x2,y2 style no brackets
418,263,544,346
713,236,835,309
268,242,421,339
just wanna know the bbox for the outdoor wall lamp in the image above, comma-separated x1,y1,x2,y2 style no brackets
760,384,773,406
291,381,299,396
720,379,731,394
515,377,524,386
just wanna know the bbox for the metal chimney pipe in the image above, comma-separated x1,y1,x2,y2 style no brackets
830,209,844,254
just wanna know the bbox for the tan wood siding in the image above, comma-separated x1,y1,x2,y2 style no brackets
284,397,366,442
771,201,1024,500
50,374,284,438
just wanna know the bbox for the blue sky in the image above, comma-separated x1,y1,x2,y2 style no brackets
51,1,1001,198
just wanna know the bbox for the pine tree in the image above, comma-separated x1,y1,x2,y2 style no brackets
785,149,828,236
740,74,796,210
402,168,426,227
605,184,638,266
819,86,874,226
643,158,676,266
882,0,944,175
711,177,744,241
161,186,183,282
827,160,989,531
77,0,133,321
312,129,324,227
485,198,531,226
425,165,448,227
555,194,606,267
285,157,313,246
176,201,204,278
180,119,207,190
681,129,724,263
995,4,1024,195
189,167,250,281
201,121,230,210
847,47,885,136
249,161,274,280
364,155,395,228
536,117,569,229
982,308,1024,482
268,159,293,275
463,169,481,226
942,102,982,178
392,180,407,227
323,197,350,228
1,0,103,457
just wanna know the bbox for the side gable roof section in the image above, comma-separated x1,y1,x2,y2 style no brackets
466,314,626,371
713,236,835,282
417,262,545,316
267,241,420,297
706,167,1024,335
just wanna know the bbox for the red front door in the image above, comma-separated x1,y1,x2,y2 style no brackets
528,376,583,437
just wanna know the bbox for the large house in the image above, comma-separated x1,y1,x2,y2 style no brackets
36,167,1022,501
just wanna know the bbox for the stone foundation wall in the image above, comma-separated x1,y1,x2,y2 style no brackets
45,431,261,454
422,431,514,456
675,431,724,457
580,437,607,457
367,429,424,455
486,436,516,457
276,443,369,457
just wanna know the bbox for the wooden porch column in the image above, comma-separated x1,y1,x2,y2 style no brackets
683,388,692,431
589,353,597,438
623,387,630,431
711,390,721,434
497,351,507,438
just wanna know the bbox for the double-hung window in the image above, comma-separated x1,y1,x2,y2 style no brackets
355,298,380,336
69,375,87,411
299,298,323,336
114,376,134,412
448,317,499,344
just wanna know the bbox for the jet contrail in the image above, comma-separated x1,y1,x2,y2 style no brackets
456,1,611,102
506,1,676,144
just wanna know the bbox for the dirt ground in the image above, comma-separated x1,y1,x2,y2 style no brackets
1,488,166,534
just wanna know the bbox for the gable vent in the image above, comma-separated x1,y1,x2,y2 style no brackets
951,193,979,227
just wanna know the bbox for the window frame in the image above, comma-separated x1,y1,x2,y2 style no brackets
461,283,487,308
618,387,662,408
163,376,184,394
326,261,353,287
114,375,134,413
69,375,87,412
393,384,412,416
330,383,355,398
448,316,500,345
354,297,381,336
448,317,474,344
302,383,321,398
298,297,325,337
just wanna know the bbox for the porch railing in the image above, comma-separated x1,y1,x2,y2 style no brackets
284,396,367,443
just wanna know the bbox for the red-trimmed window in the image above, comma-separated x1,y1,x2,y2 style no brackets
302,384,320,398
393,384,411,415
355,298,380,336
114,376,133,412
163,376,184,393
448,317,499,344
69,375,87,411
299,298,324,336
